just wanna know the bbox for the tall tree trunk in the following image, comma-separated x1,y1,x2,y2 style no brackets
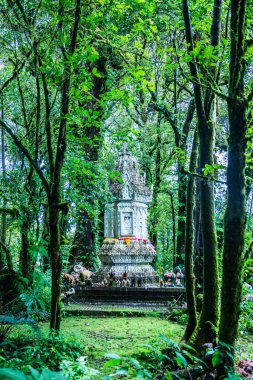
70,55,107,267
219,0,247,349
176,168,187,266
150,115,162,249
183,128,198,341
49,198,62,330
48,0,81,330
0,117,6,269
194,173,203,291
0,1,81,331
182,0,221,345
170,192,176,261
0,98,13,271
194,122,219,344
20,218,30,279
176,99,195,266
41,206,50,272
70,209,96,269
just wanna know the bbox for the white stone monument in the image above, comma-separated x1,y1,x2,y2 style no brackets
94,146,158,286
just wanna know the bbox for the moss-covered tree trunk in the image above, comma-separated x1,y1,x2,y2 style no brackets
48,0,81,330
70,209,96,269
70,55,107,267
0,121,6,269
150,115,162,249
182,0,221,345
176,99,195,265
48,197,62,330
183,128,198,341
219,0,247,348
20,219,30,279
194,122,219,344
176,166,187,266
194,176,203,291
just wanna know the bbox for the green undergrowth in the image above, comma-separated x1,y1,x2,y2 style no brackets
59,316,253,365
1,315,253,379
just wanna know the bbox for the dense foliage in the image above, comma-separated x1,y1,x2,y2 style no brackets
0,0,253,378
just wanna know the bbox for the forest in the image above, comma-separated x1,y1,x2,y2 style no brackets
0,0,253,379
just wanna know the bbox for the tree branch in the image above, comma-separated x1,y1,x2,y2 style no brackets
0,208,19,216
0,120,50,195
183,169,226,185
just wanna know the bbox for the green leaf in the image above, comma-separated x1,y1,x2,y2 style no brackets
221,38,228,46
175,352,187,368
212,351,224,367
182,350,194,361
104,359,121,367
181,343,197,353
127,357,141,369
28,366,40,378
92,67,102,78
0,368,27,380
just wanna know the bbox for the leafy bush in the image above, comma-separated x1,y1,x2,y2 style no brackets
0,331,84,372
0,367,67,380
0,359,100,380
166,308,188,325
240,284,253,334
240,260,253,334
60,356,100,379
4,271,51,322
0,315,39,343
103,352,153,379
103,335,204,379
204,341,237,378
0,270,29,306
18,288,50,321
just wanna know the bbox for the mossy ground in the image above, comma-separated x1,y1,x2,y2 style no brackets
54,315,253,368
59,316,183,368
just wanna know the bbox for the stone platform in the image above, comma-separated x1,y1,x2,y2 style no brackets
73,285,185,302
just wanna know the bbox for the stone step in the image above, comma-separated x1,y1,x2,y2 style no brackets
72,286,186,302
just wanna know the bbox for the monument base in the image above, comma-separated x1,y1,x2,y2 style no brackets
93,238,159,285
73,286,186,302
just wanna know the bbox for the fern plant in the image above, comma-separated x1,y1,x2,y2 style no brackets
0,315,39,343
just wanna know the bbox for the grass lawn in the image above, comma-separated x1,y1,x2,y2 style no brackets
59,315,184,368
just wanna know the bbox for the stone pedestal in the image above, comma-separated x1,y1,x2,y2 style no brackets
93,238,159,285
